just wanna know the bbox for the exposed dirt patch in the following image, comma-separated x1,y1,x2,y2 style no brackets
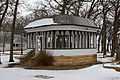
34,75,54,79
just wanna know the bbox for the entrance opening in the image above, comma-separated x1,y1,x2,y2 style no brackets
36,36,42,53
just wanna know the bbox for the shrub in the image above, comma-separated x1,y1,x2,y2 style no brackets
39,51,54,66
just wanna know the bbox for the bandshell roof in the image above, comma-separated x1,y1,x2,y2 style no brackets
24,15,97,29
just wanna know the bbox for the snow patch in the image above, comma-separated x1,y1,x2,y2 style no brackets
118,31,120,34
46,49,97,56
97,57,114,63
0,54,20,68
104,63,120,68
24,18,57,28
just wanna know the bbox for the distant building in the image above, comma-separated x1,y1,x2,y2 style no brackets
0,31,27,51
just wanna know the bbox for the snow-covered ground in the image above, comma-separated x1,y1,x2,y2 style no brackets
0,53,120,80
0,54,20,68
47,49,97,56
104,63,120,68
2,49,32,55
97,53,115,63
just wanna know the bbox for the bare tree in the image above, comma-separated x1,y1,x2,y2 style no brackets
0,0,9,30
9,0,19,62
41,0,84,16
0,0,9,64
100,0,111,57
109,0,120,59
115,18,120,60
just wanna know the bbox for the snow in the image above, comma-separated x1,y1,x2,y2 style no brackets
118,31,120,34
0,54,120,80
97,57,114,63
97,53,115,63
104,63,120,68
46,49,97,56
1,65,120,80
1,49,32,55
0,54,19,68
24,18,57,28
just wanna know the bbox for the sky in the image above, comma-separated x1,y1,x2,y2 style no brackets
18,0,42,16
18,0,92,17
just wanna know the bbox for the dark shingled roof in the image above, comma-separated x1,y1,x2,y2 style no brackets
24,15,97,29
54,15,96,27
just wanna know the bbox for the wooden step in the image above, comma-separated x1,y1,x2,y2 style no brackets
20,49,35,64
28,51,46,66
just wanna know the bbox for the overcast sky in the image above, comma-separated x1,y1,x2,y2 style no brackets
18,0,92,17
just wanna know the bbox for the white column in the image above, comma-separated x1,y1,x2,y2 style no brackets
71,31,74,48
31,33,32,48
44,32,46,48
61,31,64,48
92,32,94,48
81,32,83,48
32,33,33,48
84,32,86,48
50,31,53,48
46,32,48,48
65,31,70,48
89,32,91,48
75,31,78,48
82,32,85,48
35,36,38,53
79,32,81,48
42,31,44,50
94,33,97,48
77,32,80,48
33,33,35,48
54,31,57,48
69,31,70,48
29,33,31,48
86,32,88,48
27,33,29,48
34,33,36,48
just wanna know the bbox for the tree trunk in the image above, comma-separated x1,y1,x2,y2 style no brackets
111,8,119,57
101,38,103,52
0,0,9,31
103,26,106,57
0,51,2,64
61,0,66,15
2,41,5,54
111,40,115,56
2,33,7,54
115,40,120,60
97,34,101,53
0,0,8,52
102,7,107,57
9,0,19,62
107,39,110,52
21,31,23,55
